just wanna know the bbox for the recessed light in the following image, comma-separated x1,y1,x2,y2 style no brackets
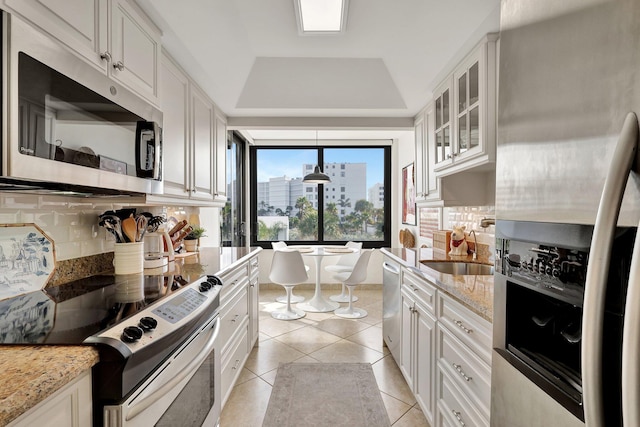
295,0,348,34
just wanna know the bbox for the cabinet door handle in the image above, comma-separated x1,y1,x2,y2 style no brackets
453,319,473,334
452,363,472,382
113,61,125,71
451,410,466,426
100,51,112,62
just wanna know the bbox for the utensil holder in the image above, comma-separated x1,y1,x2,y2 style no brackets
114,242,144,274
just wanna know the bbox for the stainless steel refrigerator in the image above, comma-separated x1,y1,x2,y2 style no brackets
492,0,640,426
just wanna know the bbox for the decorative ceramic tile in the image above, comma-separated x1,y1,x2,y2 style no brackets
0,224,56,300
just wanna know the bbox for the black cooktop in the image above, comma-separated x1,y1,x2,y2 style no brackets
0,273,194,345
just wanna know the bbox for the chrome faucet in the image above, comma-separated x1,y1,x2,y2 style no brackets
469,230,478,260
480,217,495,228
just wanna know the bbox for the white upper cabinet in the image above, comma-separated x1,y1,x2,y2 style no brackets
432,78,454,171
157,51,227,206
159,52,190,199
415,105,440,204
433,34,498,176
108,0,161,104
414,112,427,201
415,33,498,207
3,0,108,70
191,85,215,201
213,111,228,205
3,0,160,105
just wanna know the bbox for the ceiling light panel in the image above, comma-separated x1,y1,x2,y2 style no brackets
296,0,348,33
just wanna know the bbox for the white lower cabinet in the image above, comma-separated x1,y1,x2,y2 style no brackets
436,293,492,427
398,267,492,427
400,277,437,425
248,257,260,348
9,370,92,427
218,253,260,409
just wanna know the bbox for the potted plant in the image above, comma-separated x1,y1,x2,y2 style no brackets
184,226,206,252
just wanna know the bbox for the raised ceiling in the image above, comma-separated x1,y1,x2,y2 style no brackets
136,0,500,123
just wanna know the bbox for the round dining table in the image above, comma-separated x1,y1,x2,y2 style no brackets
294,246,356,313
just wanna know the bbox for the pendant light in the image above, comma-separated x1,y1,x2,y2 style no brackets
303,131,331,184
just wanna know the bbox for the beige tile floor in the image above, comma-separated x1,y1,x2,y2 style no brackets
220,284,430,426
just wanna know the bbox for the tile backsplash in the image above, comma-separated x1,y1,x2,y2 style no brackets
0,193,203,262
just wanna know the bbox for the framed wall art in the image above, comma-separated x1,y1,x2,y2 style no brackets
402,163,416,225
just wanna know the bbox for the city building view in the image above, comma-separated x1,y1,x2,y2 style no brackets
254,148,387,243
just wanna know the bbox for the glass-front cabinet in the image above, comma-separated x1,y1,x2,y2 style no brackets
432,33,498,176
433,79,453,169
457,61,479,154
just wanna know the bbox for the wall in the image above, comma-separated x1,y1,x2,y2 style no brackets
393,131,419,248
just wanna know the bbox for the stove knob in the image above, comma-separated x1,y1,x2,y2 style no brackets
199,281,212,292
207,275,222,287
122,326,143,343
139,316,158,332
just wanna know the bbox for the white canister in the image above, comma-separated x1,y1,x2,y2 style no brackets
114,242,144,275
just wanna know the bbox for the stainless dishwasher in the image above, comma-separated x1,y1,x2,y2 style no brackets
382,256,401,364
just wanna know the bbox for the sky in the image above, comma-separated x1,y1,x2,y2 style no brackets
256,147,385,190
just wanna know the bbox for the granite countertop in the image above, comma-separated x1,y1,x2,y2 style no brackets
0,346,99,426
381,247,494,322
0,246,262,426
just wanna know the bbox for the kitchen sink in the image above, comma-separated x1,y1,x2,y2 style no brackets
420,261,494,276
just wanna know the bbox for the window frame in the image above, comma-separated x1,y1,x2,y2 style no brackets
249,144,391,249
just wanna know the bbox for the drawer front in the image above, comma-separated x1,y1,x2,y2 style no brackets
437,369,488,427
438,323,491,417
438,294,492,364
219,287,249,353
249,256,259,280
221,323,249,405
403,269,437,314
219,262,249,300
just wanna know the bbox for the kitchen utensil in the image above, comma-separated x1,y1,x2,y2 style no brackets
122,214,137,243
135,215,148,242
101,215,125,243
146,215,165,232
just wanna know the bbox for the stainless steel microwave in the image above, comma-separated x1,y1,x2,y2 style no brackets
2,13,163,195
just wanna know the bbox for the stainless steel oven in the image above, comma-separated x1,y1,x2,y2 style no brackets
2,12,163,194
104,311,221,427
0,273,224,427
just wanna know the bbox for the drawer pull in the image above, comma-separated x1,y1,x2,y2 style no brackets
453,319,473,334
452,363,472,382
452,410,466,426
232,359,241,370
231,314,240,323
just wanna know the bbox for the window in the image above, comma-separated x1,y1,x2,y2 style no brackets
250,145,391,248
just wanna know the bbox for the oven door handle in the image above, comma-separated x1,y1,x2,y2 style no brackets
126,317,220,421
582,112,638,427
622,218,640,427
